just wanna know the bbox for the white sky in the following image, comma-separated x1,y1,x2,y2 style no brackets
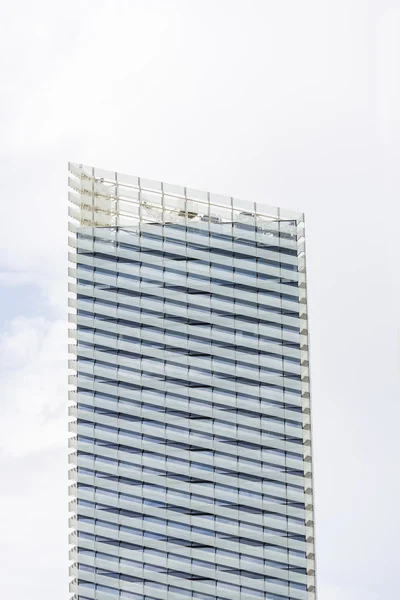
0,1,399,598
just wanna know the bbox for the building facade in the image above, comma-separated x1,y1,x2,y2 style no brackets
68,163,317,600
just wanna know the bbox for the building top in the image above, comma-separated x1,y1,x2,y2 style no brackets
68,162,305,235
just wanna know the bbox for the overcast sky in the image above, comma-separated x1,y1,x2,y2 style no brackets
0,1,399,598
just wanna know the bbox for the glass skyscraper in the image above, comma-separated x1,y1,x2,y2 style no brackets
68,163,317,600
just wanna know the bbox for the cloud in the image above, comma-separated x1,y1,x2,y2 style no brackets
0,316,68,458
0,271,36,286
0,449,69,600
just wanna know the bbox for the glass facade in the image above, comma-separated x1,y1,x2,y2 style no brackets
68,163,317,600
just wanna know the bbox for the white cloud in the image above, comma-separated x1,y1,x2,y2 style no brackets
0,449,70,600
0,316,69,600
0,271,36,286
0,316,68,458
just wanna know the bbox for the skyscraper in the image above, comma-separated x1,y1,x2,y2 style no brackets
68,163,317,600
